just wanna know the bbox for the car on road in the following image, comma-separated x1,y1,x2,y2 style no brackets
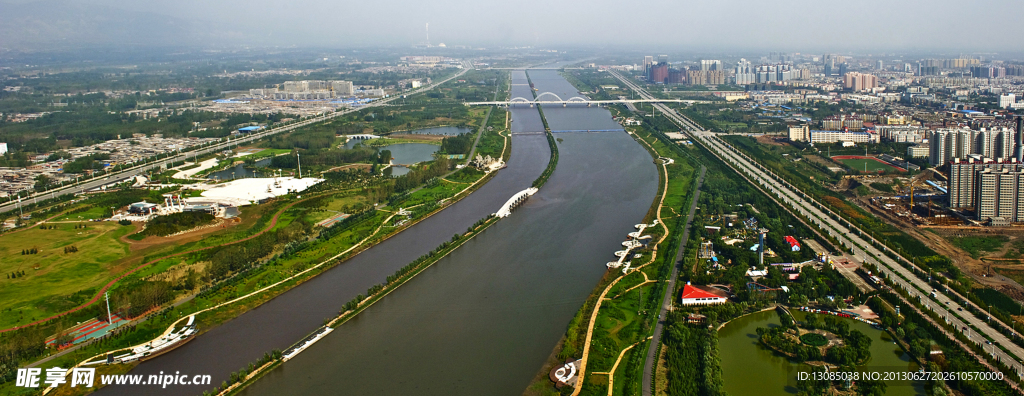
958,307,963,311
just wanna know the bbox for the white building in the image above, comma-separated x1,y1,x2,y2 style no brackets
1001,94,1016,109
907,145,929,158
810,130,879,144
0,143,7,155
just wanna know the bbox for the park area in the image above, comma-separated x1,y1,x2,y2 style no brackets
831,155,904,173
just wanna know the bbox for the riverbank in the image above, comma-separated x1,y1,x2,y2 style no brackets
564,124,699,396
232,68,656,396
218,214,504,395
39,118,513,396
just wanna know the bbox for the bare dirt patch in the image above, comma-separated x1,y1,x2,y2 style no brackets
755,135,787,146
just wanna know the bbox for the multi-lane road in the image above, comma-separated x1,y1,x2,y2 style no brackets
608,70,1024,382
0,64,472,216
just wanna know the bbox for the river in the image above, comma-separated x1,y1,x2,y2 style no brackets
99,69,658,396
96,72,549,396
719,309,925,395
237,69,658,395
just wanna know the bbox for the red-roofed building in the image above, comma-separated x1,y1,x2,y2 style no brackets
680,283,728,306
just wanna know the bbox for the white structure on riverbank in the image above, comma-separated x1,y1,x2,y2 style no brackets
198,177,322,206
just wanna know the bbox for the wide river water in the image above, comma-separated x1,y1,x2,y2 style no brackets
99,69,658,395
240,70,657,395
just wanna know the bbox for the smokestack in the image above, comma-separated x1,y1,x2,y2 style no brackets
1015,116,1023,162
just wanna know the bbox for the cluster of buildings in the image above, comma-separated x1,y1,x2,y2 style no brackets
1001,94,1024,110
734,59,808,85
0,134,218,198
642,55,725,86
929,127,1019,165
248,80,357,100
945,119,1024,224
843,72,879,92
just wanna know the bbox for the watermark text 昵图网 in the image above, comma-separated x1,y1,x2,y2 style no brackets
16,367,212,389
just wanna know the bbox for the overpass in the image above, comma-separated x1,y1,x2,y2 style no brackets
0,63,473,216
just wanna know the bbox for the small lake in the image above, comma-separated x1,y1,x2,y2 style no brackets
719,309,925,396
344,140,440,166
208,158,273,180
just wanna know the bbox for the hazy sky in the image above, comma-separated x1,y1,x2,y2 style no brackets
4,0,1024,52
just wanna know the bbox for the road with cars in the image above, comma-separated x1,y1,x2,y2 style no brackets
608,70,1024,382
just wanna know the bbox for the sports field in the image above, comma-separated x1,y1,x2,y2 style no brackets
831,155,903,172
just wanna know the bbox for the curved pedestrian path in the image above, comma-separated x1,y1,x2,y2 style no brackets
571,132,674,396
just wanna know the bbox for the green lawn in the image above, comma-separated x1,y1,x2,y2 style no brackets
0,222,133,328
55,206,109,221
950,235,1008,259
834,158,898,173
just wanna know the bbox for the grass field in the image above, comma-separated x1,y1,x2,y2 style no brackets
0,222,133,328
949,235,1009,259
833,157,900,172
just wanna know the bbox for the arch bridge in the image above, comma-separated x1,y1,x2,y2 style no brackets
495,187,539,218
467,93,704,107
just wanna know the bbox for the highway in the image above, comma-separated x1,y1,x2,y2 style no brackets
607,70,1024,383
0,63,472,216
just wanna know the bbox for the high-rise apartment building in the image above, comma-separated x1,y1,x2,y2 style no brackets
975,168,1024,224
686,70,724,86
700,60,722,71
788,125,810,142
929,128,1017,166
734,59,755,85
331,80,355,95
823,54,835,76
948,158,1022,208
650,63,669,83
843,72,878,91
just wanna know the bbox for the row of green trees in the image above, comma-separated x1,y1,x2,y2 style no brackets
140,212,216,237
663,316,724,396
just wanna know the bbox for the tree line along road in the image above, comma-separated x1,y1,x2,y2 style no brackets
607,70,1024,386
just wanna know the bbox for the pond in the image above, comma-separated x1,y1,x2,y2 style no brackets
207,158,273,181
718,309,925,395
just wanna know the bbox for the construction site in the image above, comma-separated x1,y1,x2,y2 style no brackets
845,169,1024,302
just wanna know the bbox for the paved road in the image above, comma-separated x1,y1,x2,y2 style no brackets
0,64,473,216
609,70,1024,382
642,165,704,396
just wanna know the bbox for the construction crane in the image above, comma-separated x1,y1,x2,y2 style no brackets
903,175,933,218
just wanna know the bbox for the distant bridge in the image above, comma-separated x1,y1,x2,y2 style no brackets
464,92,706,107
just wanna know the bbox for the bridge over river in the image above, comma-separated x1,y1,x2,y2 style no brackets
464,91,706,107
